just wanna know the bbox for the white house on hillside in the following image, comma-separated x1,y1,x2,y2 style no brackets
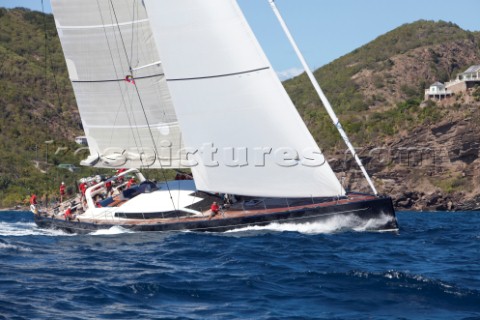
457,65,480,81
445,64,480,94
424,82,453,100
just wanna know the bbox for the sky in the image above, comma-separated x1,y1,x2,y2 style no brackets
2,0,480,79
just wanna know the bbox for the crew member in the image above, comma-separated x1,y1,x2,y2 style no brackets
116,168,127,182
105,180,113,196
59,182,66,203
209,201,220,220
127,177,136,188
79,181,87,198
64,206,72,220
29,193,37,205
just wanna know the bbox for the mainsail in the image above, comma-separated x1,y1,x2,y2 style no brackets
144,0,345,197
51,0,184,168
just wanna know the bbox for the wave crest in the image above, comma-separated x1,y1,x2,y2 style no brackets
90,226,134,235
227,214,396,234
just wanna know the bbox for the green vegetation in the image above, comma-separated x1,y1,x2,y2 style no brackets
0,8,85,207
432,174,469,193
473,85,480,102
341,20,470,71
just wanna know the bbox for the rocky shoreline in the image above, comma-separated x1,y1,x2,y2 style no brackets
329,104,480,212
391,191,480,211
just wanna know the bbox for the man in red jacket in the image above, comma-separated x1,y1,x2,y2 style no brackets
79,182,87,197
105,180,113,196
59,182,66,203
64,207,72,220
209,201,221,220
30,193,37,205
126,177,136,189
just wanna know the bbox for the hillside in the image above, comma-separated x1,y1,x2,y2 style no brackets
0,8,85,207
284,20,480,210
285,20,480,147
1,9,480,210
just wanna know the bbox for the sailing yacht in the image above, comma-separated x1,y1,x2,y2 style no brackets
32,0,397,234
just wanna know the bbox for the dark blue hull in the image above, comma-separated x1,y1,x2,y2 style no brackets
34,196,397,234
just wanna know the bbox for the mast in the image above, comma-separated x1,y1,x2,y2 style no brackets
267,0,378,195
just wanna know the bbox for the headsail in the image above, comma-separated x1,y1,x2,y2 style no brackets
51,0,184,168
268,0,378,195
144,0,345,198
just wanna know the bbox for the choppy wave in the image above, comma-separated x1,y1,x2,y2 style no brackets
0,220,70,237
90,226,135,235
227,214,396,234
0,211,479,319
0,211,72,237
348,270,480,298
0,240,32,252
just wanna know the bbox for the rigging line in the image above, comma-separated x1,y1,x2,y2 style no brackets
102,2,139,152
71,73,163,83
130,0,135,66
40,2,63,118
131,3,165,123
107,2,146,159
166,67,270,82
46,52,64,111
129,0,136,68
110,1,171,170
109,1,134,76
109,0,177,210
126,1,167,126
127,2,168,124
41,0,47,84
135,2,141,68
96,0,127,146
96,0,143,154
41,0,63,110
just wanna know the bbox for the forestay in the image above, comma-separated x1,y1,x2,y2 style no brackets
51,0,184,168
144,0,345,197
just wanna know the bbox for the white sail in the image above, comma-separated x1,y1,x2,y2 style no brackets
268,0,378,195
51,0,184,168
143,0,344,197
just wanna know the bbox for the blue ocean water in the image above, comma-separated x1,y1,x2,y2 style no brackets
0,211,479,320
